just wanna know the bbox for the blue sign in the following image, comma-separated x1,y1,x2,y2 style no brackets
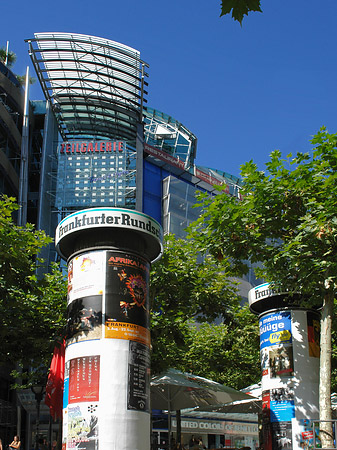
260,312,292,349
270,399,295,422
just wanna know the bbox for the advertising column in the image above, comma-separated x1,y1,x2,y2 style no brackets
56,208,163,450
249,284,320,450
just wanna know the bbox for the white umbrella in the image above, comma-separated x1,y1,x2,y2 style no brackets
150,369,253,447
190,382,262,414
151,369,252,410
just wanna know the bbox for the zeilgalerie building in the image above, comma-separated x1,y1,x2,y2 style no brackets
0,33,259,449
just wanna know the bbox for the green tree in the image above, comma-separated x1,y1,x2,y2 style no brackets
0,196,67,386
220,0,262,24
181,305,260,389
0,47,35,85
150,234,240,375
189,128,337,447
0,46,16,67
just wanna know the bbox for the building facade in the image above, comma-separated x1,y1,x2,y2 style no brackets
0,33,259,448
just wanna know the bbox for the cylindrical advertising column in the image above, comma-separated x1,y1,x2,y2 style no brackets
249,284,320,450
55,208,163,450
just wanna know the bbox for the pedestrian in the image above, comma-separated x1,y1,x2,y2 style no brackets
9,436,21,450
189,436,196,449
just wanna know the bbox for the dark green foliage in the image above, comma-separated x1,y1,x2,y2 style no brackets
220,0,262,24
0,47,16,67
181,306,260,389
0,196,67,387
150,234,260,386
189,128,337,446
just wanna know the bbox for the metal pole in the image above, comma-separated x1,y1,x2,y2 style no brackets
168,388,171,450
18,66,30,226
36,396,41,450
5,41,9,66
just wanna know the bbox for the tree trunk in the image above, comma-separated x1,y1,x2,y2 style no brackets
319,289,334,449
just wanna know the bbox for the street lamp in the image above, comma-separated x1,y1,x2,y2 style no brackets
31,385,45,450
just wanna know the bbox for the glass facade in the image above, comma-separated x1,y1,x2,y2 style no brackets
144,107,197,169
162,176,201,238
55,141,137,215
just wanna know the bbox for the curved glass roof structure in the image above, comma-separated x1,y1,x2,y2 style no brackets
26,33,149,142
144,107,197,168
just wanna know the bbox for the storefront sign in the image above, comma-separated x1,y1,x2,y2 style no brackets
194,167,227,189
144,143,185,170
59,140,125,155
171,419,258,435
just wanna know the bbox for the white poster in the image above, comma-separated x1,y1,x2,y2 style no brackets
68,251,105,304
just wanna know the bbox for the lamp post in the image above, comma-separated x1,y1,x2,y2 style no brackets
31,385,45,450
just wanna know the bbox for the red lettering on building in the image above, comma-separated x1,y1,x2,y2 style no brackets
59,141,125,155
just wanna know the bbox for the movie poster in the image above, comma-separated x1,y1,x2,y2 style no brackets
68,252,105,304
69,356,100,404
307,312,320,358
67,295,102,344
104,251,150,346
67,403,99,450
127,341,150,412
269,345,294,378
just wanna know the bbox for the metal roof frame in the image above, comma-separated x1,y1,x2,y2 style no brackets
26,33,149,142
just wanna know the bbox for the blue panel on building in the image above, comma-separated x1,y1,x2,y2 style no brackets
143,160,169,224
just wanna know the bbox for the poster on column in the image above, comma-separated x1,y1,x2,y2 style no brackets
260,312,292,350
68,356,100,403
67,295,103,344
271,422,292,450
270,387,295,423
68,252,105,304
261,349,269,377
63,361,70,450
104,251,150,347
299,419,320,449
127,341,150,412
64,360,70,409
307,312,320,358
67,403,99,450
262,390,271,423
269,345,294,378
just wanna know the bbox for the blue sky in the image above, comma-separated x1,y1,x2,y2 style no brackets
2,0,337,177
